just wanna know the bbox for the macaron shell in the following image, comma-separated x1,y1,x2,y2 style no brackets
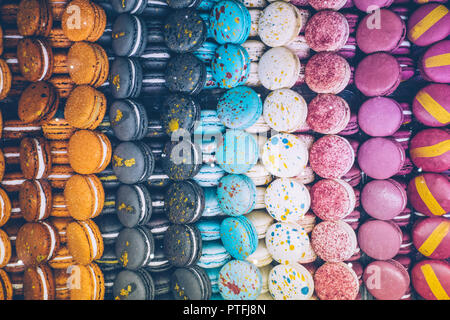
19,179,52,222
269,264,314,300
358,97,404,137
412,83,450,128
258,47,300,91
411,259,450,300
219,260,262,300
217,174,256,216
314,262,359,300
23,264,55,300
358,220,402,260
305,10,349,52
68,263,105,300
209,0,251,44
66,219,104,265
220,216,258,260
0,228,11,268
0,188,11,227
412,217,450,260
0,269,13,300
211,44,250,89
409,128,450,173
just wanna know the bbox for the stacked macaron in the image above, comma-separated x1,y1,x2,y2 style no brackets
404,0,450,301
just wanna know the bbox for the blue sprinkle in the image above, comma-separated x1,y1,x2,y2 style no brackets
271,137,278,145
301,287,309,295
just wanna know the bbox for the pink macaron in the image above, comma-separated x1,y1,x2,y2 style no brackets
407,173,450,218
420,40,450,83
354,0,394,12
392,39,412,55
306,94,351,135
311,221,357,262
339,113,359,136
342,164,362,187
356,9,406,54
393,129,413,150
397,56,416,81
361,179,408,220
338,36,357,60
412,217,450,260
358,97,404,137
358,219,403,260
314,262,360,300
411,259,450,300
412,83,450,128
397,156,414,176
342,12,359,33
358,137,405,180
398,232,414,255
354,188,360,208
393,207,412,228
307,0,348,11
311,179,356,221
309,135,355,179
305,52,351,94
410,128,450,173
305,10,350,52
355,53,401,97
363,259,410,300
342,210,361,231
407,3,450,47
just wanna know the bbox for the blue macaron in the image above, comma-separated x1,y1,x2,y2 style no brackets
197,240,231,269
211,44,251,89
216,130,259,174
218,260,262,300
220,215,258,260
196,219,222,241
202,187,226,217
205,267,221,294
194,42,219,64
193,109,226,140
209,0,251,44
217,86,262,130
217,174,256,216
193,164,226,187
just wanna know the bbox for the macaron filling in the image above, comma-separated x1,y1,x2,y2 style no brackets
184,224,199,267
36,181,47,221
36,266,49,300
41,221,57,261
86,176,100,218
95,134,109,172
33,138,46,179
130,15,143,57
137,227,154,266
36,39,50,82
81,221,98,260
87,264,98,299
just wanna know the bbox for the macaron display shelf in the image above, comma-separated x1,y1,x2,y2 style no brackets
0,0,449,301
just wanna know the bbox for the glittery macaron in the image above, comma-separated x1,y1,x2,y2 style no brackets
308,0,348,10
305,10,349,52
313,262,359,300
306,94,351,135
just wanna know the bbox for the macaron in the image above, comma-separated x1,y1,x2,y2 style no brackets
198,240,231,269
18,179,52,222
264,178,310,223
64,174,104,221
18,81,59,124
115,226,155,270
220,215,258,260
217,174,256,216
357,137,405,179
165,53,206,95
411,259,450,300
164,224,202,268
161,93,201,136
23,264,55,300
17,0,52,37
358,220,403,260
419,40,450,83
66,219,104,265
196,219,222,241
358,97,404,137
146,215,170,241
165,180,205,225
309,135,354,179
407,173,450,218
258,47,300,91
353,0,394,11
355,53,401,97
307,94,351,135
68,130,111,175
110,0,169,15
64,85,107,130
218,260,261,300
68,263,105,300
363,259,410,300
211,44,250,89
16,38,54,82
201,187,225,217
115,184,153,228
0,228,11,268
265,222,313,264
194,109,226,139
16,221,59,266
216,130,258,174
412,217,450,260
257,2,305,47
193,164,226,187
246,210,274,240
263,88,307,133
112,268,155,300
246,239,272,267
109,57,143,99
407,3,450,47
305,52,350,94
0,188,11,228
161,140,202,181
171,266,211,300
305,10,349,52
111,13,147,57
269,263,314,300
314,262,359,300
209,0,251,44
0,269,13,300
108,99,148,141
410,128,450,173
112,141,155,184
356,9,406,54
361,179,407,220
312,221,357,262
244,162,272,186
0,59,12,101
412,83,450,128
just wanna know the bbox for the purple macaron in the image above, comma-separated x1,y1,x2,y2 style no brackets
358,97,404,137
358,219,403,260
419,40,450,84
412,83,450,128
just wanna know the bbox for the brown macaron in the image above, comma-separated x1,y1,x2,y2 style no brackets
48,245,74,269
0,172,26,193
47,165,74,189
19,136,52,180
50,193,70,218
0,148,5,182
48,28,74,48
53,268,70,300
17,38,54,82
23,264,55,300
49,216,73,242
62,0,107,42
17,0,53,37
18,81,60,124
19,179,53,222
0,228,12,268
64,174,105,221
42,116,76,141
66,219,104,265
64,85,107,130
68,263,104,300
68,130,112,174
67,42,109,87
0,269,13,300
16,221,60,267
0,187,11,227
0,58,12,101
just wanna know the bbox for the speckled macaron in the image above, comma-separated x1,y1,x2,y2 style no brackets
219,260,262,300
314,262,359,300
220,215,258,260
165,180,205,224
161,140,202,181
306,94,351,135
269,264,314,300
161,93,201,136
305,10,349,52
163,224,202,268
258,47,300,90
211,44,250,89
19,179,52,222
209,0,251,44
217,174,256,216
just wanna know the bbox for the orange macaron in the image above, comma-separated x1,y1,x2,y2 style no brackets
19,179,53,222
66,219,104,265
0,58,12,101
68,263,104,300
0,228,12,268
0,187,11,227
0,269,13,300
18,81,60,124
23,264,55,300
